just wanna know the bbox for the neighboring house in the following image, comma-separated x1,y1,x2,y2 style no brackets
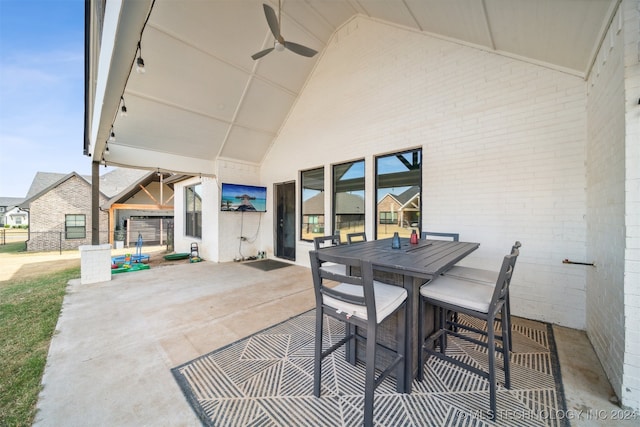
101,171,175,246
19,172,110,251
0,197,27,227
301,192,325,238
19,168,173,252
302,192,365,235
377,186,420,228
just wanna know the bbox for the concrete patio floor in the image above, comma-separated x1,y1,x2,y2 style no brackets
33,259,630,426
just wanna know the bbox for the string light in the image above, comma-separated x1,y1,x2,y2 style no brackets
120,96,128,117
136,42,146,74
102,1,155,166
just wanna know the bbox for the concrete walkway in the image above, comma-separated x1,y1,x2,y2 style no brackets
34,260,314,427
34,259,627,426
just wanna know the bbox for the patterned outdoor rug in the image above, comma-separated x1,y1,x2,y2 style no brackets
172,310,567,427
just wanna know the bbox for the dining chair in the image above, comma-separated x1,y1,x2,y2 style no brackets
443,241,521,350
346,231,367,244
309,249,407,427
418,249,518,420
313,234,341,249
313,235,346,275
419,231,460,327
420,231,459,241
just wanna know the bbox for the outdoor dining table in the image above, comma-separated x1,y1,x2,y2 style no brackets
317,236,479,393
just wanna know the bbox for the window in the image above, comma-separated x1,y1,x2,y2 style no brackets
185,184,202,238
65,214,86,239
375,149,421,239
379,211,397,224
301,168,324,241
333,160,365,242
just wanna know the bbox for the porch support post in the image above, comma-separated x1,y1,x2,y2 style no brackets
91,160,100,245
108,206,115,246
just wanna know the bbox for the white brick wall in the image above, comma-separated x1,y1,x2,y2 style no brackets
173,175,217,262
622,0,640,412
217,160,263,262
173,161,263,263
585,0,640,411
585,3,627,400
262,17,588,328
79,244,111,284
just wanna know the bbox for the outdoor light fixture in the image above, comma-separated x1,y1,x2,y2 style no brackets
136,42,146,74
109,127,116,143
104,144,110,155
120,96,128,116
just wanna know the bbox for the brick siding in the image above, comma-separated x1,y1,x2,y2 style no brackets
26,175,109,251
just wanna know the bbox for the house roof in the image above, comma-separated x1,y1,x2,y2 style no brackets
24,172,85,200
376,186,420,211
0,197,25,208
86,0,619,175
101,171,174,209
303,192,364,215
394,186,420,208
20,168,151,209
98,168,152,199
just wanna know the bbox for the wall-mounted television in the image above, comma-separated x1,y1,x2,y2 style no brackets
221,183,267,212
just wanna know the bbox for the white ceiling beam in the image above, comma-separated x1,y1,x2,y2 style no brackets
103,145,215,177
480,0,496,51
584,0,622,80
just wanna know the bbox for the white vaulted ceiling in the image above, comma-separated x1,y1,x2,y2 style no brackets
89,0,619,175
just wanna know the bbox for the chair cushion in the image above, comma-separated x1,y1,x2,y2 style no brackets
420,275,494,313
320,262,346,276
444,266,497,285
323,281,407,323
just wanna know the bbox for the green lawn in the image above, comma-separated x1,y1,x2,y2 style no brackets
0,267,78,426
0,241,26,254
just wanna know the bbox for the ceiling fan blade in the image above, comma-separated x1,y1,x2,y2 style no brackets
263,3,282,42
251,47,274,60
284,41,317,58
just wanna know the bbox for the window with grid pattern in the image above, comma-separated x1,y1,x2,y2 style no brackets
65,214,86,239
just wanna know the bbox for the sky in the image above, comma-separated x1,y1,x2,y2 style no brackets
0,0,87,198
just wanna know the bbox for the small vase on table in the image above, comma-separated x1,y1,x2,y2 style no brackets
392,232,401,249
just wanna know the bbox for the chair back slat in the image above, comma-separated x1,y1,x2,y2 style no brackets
314,234,341,250
421,231,459,241
490,249,519,310
346,232,367,244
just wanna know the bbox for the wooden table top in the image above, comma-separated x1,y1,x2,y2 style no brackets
318,237,480,280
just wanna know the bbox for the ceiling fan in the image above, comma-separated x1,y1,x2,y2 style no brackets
251,0,318,60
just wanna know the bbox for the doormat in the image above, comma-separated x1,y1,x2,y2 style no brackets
242,259,292,271
172,310,568,427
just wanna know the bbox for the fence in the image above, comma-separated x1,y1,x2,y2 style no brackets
4,228,172,254
0,218,174,253
0,229,29,245
21,231,111,253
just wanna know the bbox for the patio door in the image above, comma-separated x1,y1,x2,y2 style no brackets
275,181,296,261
